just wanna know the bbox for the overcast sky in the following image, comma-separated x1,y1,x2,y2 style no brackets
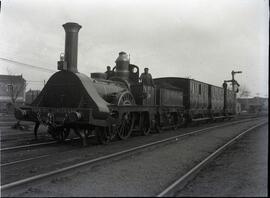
0,0,268,97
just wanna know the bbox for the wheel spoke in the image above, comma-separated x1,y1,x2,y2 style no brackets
48,127,70,143
116,92,135,140
117,112,134,140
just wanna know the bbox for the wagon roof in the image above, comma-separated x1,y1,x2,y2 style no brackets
154,77,224,89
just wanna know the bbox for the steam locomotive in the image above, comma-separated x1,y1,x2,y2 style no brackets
15,22,235,146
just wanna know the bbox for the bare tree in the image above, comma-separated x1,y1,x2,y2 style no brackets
4,68,27,130
4,67,27,106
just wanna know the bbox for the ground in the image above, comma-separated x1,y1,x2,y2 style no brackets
176,124,268,197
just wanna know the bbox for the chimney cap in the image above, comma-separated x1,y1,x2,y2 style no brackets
63,22,82,33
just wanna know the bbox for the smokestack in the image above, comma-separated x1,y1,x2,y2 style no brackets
63,22,82,72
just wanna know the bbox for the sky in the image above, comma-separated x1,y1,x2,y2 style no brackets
0,0,268,97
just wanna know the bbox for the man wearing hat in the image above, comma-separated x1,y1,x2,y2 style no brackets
139,68,154,87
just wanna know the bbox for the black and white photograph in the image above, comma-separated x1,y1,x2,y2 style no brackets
0,0,268,197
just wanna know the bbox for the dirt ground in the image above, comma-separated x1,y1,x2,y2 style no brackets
176,124,268,197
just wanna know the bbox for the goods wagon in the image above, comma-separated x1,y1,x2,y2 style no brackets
208,85,224,116
156,87,183,107
225,89,235,115
154,78,209,121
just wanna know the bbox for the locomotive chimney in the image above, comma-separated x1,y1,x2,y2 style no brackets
63,22,82,72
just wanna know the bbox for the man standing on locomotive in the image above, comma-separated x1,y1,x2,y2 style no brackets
139,68,155,87
105,66,114,79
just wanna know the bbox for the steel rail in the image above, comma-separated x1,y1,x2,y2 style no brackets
0,121,18,125
0,137,92,167
0,117,264,191
0,137,94,167
0,135,94,152
0,130,36,135
0,154,51,167
0,136,87,152
156,120,268,197
0,140,57,152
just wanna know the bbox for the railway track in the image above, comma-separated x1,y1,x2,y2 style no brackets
0,117,264,168
0,115,260,152
0,136,90,168
156,121,267,197
0,117,261,168
0,137,81,152
1,117,266,193
0,140,57,152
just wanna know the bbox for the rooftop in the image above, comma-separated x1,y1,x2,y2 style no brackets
0,74,26,83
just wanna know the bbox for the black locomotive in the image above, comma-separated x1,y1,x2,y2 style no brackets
15,22,235,146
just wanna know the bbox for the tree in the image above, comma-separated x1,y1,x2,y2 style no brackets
4,67,27,106
237,85,250,98
3,68,27,130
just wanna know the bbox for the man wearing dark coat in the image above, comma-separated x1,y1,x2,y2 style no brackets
139,68,154,86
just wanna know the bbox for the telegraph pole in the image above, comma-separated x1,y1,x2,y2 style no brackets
224,70,242,114
224,70,242,93
231,70,242,94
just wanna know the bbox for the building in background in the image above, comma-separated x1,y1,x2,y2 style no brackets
237,97,268,113
0,74,26,113
25,89,41,105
